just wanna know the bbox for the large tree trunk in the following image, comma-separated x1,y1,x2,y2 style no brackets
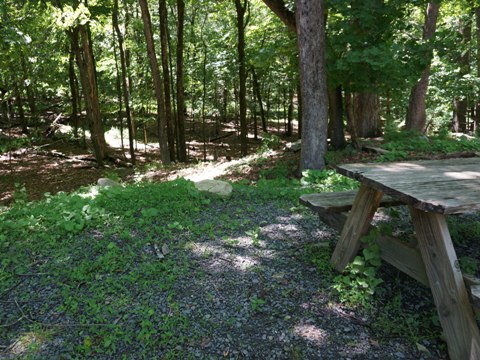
251,66,267,132
159,0,175,161
352,92,380,138
176,0,187,162
235,0,248,156
405,1,441,132
70,26,108,166
138,0,170,163
113,0,136,164
328,85,346,149
296,0,328,171
453,19,471,133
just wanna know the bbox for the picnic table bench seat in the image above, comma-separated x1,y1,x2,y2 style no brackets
299,190,402,215
299,190,402,232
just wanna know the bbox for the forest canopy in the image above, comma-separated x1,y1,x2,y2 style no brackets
1,0,479,168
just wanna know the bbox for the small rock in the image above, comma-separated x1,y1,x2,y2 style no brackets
97,178,121,188
394,352,405,359
416,343,431,355
194,179,233,198
161,244,170,255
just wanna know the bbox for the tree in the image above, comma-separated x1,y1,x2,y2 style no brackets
138,0,170,164
113,0,136,164
406,1,441,132
235,0,249,156
452,16,471,133
58,2,108,166
176,0,187,162
159,0,175,161
296,0,328,171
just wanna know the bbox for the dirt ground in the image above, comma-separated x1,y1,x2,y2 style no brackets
0,119,299,206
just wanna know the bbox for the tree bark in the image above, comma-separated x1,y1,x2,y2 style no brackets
476,7,480,131
287,87,294,137
113,0,136,164
68,47,79,140
328,85,346,149
296,0,328,171
235,0,249,156
352,92,380,138
176,0,187,162
405,1,441,132
15,85,27,134
251,66,267,132
70,26,108,166
159,0,175,161
297,81,302,139
138,0,170,163
453,18,471,133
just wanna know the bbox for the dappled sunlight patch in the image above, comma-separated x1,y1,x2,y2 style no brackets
6,330,52,357
77,186,99,199
293,324,327,344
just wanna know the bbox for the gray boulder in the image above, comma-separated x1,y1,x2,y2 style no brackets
194,179,232,198
97,178,121,188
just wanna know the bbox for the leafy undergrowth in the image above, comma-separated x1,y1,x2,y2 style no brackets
0,174,336,358
2,145,478,358
373,130,480,162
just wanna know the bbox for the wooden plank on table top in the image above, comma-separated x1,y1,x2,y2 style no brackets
336,162,480,183
337,157,480,173
335,159,480,214
365,179,480,214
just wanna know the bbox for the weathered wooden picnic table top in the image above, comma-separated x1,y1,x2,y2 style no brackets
335,157,480,214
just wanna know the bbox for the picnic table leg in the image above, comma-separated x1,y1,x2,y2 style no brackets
331,184,383,272
410,207,480,360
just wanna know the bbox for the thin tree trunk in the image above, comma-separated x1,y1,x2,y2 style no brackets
68,47,79,140
405,1,441,132
345,91,360,149
159,0,175,161
296,0,328,171
235,0,248,156
176,0,187,162
20,56,36,117
138,0,170,163
70,26,108,166
113,0,135,164
112,26,125,154
15,86,27,134
297,81,302,139
287,86,293,137
202,40,207,161
476,7,480,131
328,85,346,149
251,66,267,132
453,19,471,133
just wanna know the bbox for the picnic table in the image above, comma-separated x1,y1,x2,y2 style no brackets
305,157,480,360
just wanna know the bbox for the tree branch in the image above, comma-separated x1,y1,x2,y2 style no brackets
261,0,296,32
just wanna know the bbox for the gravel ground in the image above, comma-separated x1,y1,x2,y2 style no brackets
2,189,473,359
163,200,449,359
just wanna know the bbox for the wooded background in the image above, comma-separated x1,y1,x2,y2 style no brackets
0,0,477,168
